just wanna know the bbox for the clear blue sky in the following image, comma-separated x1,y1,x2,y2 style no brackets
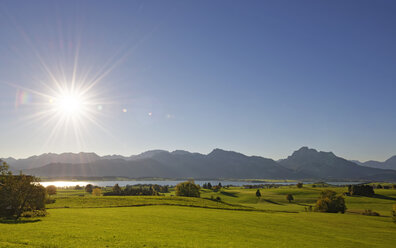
0,0,395,161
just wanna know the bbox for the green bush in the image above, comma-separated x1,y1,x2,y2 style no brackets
286,194,294,203
256,189,261,198
92,188,102,196
363,209,380,216
348,184,374,196
85,184,93,193
112,184,122,194
45,198,56,204
46,185,57,195
21,210,47,218
175,181,200,197
315,190,346,213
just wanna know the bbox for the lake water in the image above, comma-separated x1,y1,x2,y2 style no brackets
39,180,364,188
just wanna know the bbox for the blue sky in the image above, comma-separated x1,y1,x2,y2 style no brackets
0,0,395,161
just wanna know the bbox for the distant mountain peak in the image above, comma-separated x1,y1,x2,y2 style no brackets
385,155,396,163
290,146,318,157
291,147,336,159
208,148,238,156
171,150,191,155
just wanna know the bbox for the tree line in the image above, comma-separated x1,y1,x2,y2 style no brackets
104,184,169,196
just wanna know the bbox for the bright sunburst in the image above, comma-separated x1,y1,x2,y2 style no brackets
11,62,117,151
8,23,137,152
52,91,85,117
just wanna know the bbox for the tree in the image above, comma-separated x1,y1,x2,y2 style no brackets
207,182,212,190
286,194,294,203
348,184,374,196
85,184,93,193
112,184,122,194
212,185,221,192
75,185,82,190
296,182,303,188
46,185,57,196
256,189,261,198
92,188,102,196
392,204,396,224
0,160,46,220
315,190,346,213
175,181,200,197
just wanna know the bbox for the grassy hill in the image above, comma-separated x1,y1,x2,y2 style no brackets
0,185,395,247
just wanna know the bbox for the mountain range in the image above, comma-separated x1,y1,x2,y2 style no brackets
351,156,396,170
2,147,396,181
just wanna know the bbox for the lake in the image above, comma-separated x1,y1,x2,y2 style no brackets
39,180,364,188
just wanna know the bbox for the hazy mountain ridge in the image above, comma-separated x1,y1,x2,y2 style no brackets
3,152,101,170
351,156,396,170
3,147,396,180
21,148,293,179
279,147,396,180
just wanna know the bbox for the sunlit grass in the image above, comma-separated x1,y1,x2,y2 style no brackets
0,206,395,248
1,186,395,247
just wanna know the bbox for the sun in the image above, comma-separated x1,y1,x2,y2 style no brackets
54,92,85,117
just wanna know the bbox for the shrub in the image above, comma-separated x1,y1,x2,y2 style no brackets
286,194,294,203
112,184,122,194
92,188,102,196
392,204,396,223
315,190,346,213
46,185,57,195
21,210,47,218
256,189,261,198
212,185,221,192
85,184,93,193
215,196,221,201
363,209,380,216
45,198,56,204
75,185,82,190
348,184,374,197
175,181,200,197
304,206,313,212
296,182,303,188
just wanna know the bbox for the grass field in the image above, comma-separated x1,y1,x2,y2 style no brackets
0,185,395,247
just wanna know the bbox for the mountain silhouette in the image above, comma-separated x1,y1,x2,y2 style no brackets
279,147,396,180
355,156,396,170
3,147,396,180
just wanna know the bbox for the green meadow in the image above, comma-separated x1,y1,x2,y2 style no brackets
1,185,395,248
